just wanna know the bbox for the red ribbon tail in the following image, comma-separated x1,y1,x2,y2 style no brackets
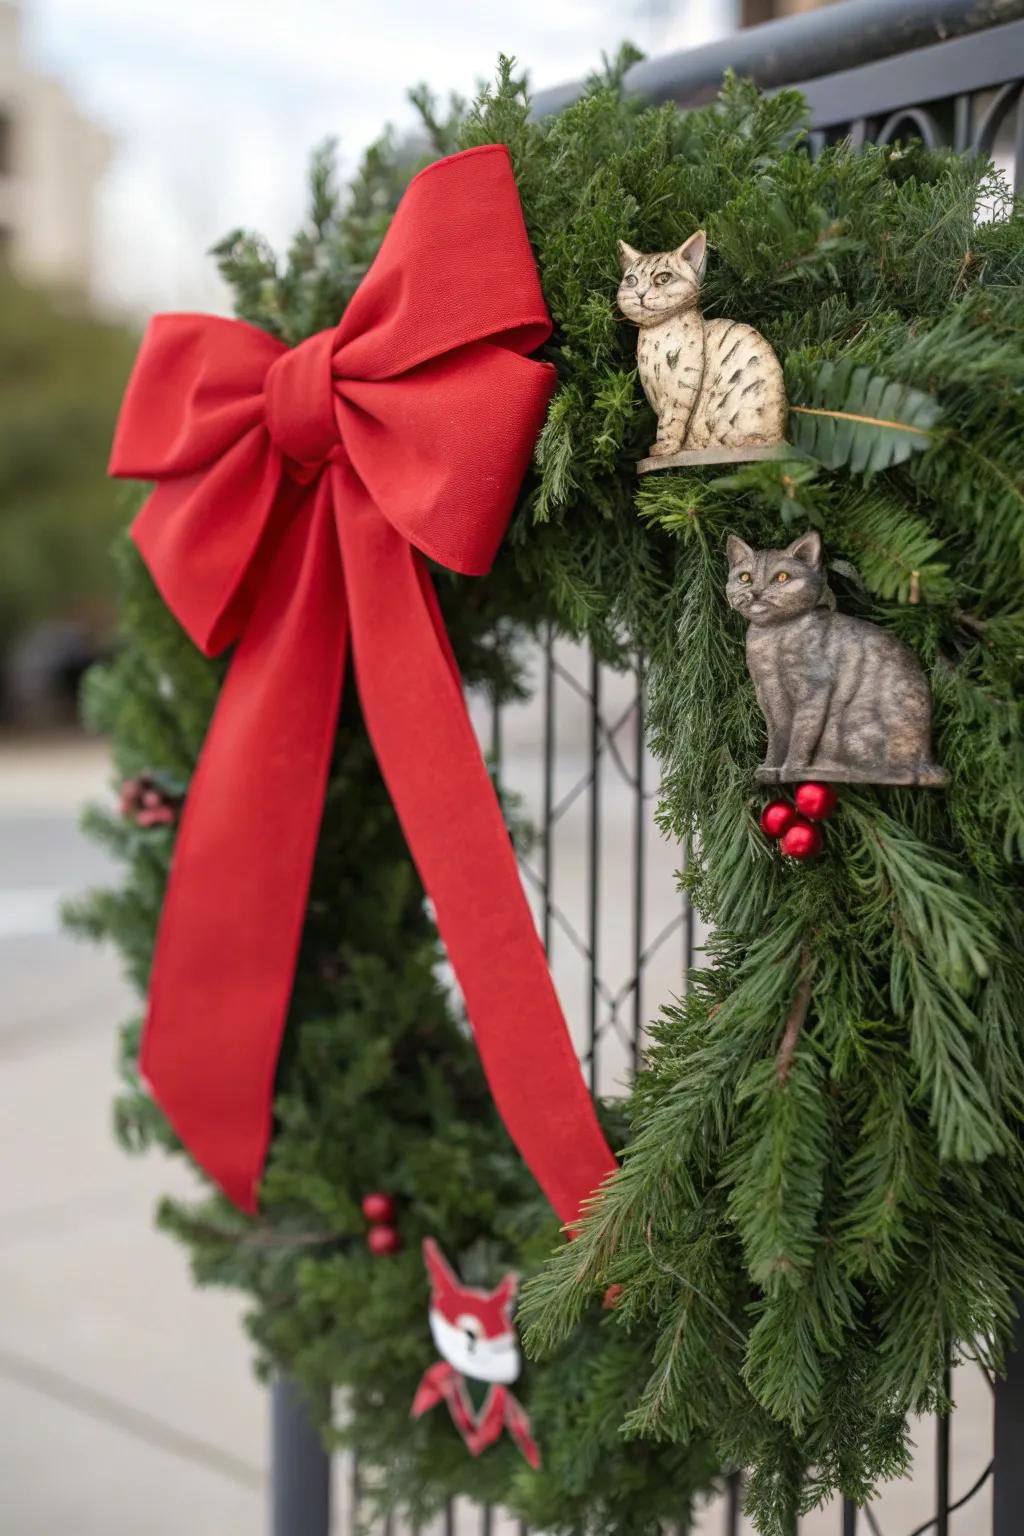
141,482,347,1211
333,465,618,1229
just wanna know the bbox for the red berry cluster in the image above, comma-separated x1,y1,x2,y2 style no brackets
759,782,839,859
361,1192,400,1254
119,775,182,829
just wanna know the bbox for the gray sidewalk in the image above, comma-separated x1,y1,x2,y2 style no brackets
0,739,265,1536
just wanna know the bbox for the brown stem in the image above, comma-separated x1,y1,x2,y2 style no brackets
777,946,814,1086
953,607,988,637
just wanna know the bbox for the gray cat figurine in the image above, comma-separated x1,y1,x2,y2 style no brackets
726,530,946,786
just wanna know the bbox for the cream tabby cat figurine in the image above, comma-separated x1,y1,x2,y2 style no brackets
617,231,787,464
726,530,946,787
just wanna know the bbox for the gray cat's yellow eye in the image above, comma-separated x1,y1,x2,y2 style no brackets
738,572,752,583
653,272,673,286
774,572,790,583
623,274,639,287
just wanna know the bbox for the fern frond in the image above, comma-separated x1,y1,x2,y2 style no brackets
787,358,941,475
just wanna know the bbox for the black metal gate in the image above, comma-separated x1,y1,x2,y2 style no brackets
272,3,1024,1530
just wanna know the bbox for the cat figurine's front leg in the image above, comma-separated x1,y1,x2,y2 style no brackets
780,692,832,780
747,641,788,771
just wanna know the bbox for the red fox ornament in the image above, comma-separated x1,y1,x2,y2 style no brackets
411,1238,540,1467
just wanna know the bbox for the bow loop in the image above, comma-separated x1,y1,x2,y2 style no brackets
264,327,340,474
109,144,618,1230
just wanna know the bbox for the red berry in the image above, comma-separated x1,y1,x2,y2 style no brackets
602,1283,623,1310
367,1224,401,1255
760,800,798,839
795,782,839,821
361,1192,395,1224
780,820,823,859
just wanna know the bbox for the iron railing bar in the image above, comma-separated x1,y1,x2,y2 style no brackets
847,116,871,150
270,1377,331,1536
842,1498,857,1534
544,665,642,795
531,0,1024,119
936,1364,952,1536
549,767,596,827
606,912,691,1012
550,659,594,702
519,861,594,965
907,1462,994,1535
969,77,1023,157
726,1469,742,1535
605,693,642,742
682,837,696,989
877,106,942,146
639,911,687,969
795,21,1024,134
952,89,974,152
599,707,644,792
490,695,503,776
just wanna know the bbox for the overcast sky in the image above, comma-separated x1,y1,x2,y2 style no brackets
22,0,735,315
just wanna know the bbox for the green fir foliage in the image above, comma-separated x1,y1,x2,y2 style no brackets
70,53,1024,1536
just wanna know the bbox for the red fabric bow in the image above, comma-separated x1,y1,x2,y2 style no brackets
109,145,617,1227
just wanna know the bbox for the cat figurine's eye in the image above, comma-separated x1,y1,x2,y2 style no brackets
739,572,752,583
774,572,790,583
623,274,638,287
653,271,673,286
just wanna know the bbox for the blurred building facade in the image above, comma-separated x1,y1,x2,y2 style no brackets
741,0,841,22
0,0,110,295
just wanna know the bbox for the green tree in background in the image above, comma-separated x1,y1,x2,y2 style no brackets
0,271,136,694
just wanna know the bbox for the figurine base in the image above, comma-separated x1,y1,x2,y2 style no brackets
637,443,796,474
756,764,948,788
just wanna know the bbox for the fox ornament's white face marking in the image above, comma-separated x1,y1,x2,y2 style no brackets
423,1238,521,1385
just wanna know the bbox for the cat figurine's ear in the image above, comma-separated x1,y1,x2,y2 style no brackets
675,230,708,279
726,534,755,567
786,531,823,568
617,239,642,271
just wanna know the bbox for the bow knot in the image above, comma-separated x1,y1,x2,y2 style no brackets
108,145,617,1229
264,326,340,474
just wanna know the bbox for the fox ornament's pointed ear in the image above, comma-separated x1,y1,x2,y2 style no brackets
422,1237,458,1294
493,1271,518,1312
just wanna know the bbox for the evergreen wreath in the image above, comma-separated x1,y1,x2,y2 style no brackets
69,49,1024,1536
